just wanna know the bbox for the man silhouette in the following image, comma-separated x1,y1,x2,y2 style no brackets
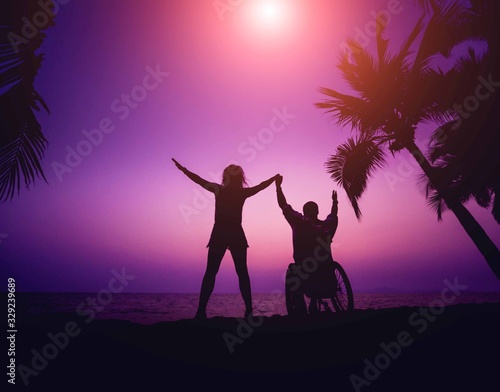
275,175,339,314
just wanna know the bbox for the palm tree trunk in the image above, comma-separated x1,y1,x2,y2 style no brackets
405,140,500,280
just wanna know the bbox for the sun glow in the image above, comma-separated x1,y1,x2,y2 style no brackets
248,0,292,30
260,2,281,21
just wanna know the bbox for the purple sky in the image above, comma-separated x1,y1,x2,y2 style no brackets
1,0,499,293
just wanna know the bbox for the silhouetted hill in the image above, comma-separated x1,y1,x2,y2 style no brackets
13,302,500,390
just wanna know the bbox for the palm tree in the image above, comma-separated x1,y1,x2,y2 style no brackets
422,0,500,224
423,47,500,224
316,2,500,279
0,0,54,202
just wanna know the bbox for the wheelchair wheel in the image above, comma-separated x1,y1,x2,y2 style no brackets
331,262,354,311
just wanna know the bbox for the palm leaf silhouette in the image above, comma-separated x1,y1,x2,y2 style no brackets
0,2,54,202
325,137,386,219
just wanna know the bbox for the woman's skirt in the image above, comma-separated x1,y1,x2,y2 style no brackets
207,224,249,249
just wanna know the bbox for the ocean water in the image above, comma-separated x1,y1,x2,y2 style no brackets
15,292,500,325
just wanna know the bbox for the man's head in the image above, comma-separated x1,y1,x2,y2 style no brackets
303,201,319,219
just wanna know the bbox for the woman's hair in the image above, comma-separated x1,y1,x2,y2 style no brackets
221,165,248,188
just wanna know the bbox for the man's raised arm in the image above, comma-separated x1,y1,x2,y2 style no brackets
331,190,338,216
327,190,339,236
275,175,287,210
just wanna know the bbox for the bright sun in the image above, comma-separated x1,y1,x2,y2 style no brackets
261,2,280,20
253,0,287,27
238,0,297,43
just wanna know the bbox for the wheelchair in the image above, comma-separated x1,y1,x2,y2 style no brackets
285,259,354,315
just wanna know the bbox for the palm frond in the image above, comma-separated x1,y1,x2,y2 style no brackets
413,1,473,66
413,0,445,14
416,169,455,221
426,187,447,220
325,137,386,219
315,87,379,133
463,0,498,48
424,115,499,222
375,13,390,68
419,93,495,220
473,187,492,209
427,121,458,163
337,39,379,101
420,170,495,221
318,13,432,140
0,1,54,201
401,3,471,122
492,187,500,224
0,118,47,201
396,15,426,65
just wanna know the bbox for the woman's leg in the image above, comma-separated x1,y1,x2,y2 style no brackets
197,245,226,318
229,246,252,316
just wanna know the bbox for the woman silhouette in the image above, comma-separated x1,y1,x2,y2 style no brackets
173,159,279,319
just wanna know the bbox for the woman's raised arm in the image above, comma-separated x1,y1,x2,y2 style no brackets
172,158,218,193
244,174,279,197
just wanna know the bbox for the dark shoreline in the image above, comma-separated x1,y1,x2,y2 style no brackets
11,302,500,390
